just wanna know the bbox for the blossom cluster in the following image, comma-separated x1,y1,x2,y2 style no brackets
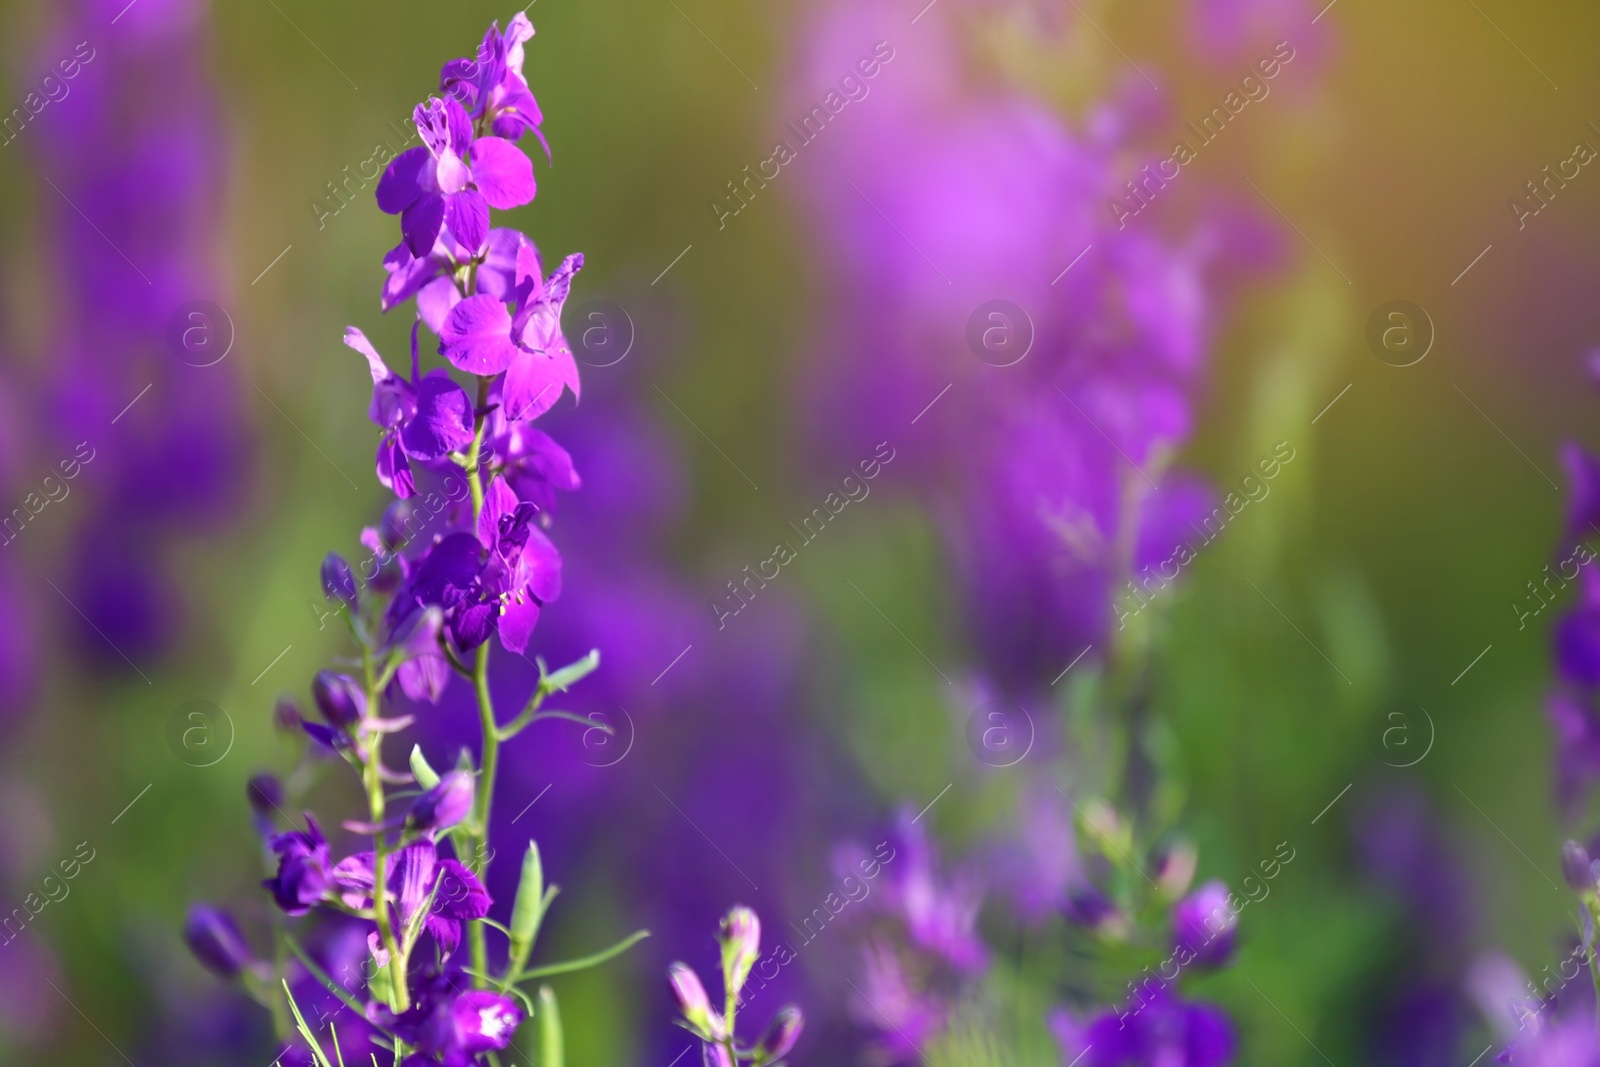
181,18,649,1065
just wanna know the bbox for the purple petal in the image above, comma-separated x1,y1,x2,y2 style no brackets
413,99,453,157
498,597,542,655
476,476,520,550
433,860,491,920
502,347,579,422
398,654,449,703
453,991,523,1054
480,229,532,300
443,96,476,154
382,241,448,314
376,147,430,214
468,137,536,210
402,193,447,258
400,373,475,460
440,295,519,375
444,189,489,254
343,326,393,385
391,840,440,928
416,277,463,335
377,436,416,498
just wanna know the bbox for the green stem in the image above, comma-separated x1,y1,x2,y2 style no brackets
466,374,496,990
362,649,408,1013
470,640,498,988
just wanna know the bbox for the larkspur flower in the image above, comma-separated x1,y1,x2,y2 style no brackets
330,839,490,960
1051,988,1236,1067
440,14,547,147
439,245,582,422
377,96,536,257
263,814,333,916
381,228,526,334
344,324,476,500
1172,880,1238,968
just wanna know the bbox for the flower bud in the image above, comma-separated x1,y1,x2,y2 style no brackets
719,906,760,995
371,553,402,593
321,553,358,608
755,1005,804,1061
1152,839,1198,900
184,905,255,978
246,774,283,819
508,840,546,970
1563,840,1595,891
311,671,365,726
1172,880,1238,968
273,696,303,732
668,962,720,1037
380,500,415,551
411,770,474,832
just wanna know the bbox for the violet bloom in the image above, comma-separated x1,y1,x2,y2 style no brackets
439,245,582,422
411,771,475,833
481,398,581,516
263,815,332,916
382,228,525,334
377,974,523,1065
440,13,546,147
1171,880,1237,968
1052,987,1236,1067
344,325,475,500
330,839,490,959
1554,567,1600,688
377,96,535,257
475,476,563,653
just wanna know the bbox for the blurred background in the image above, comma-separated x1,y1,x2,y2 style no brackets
0,0,1598,1064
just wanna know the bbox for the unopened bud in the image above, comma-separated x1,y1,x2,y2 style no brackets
1563,840,1595,892
719,905,760,995
755,1005,803,1060
321,553,358,607
184,905,255,978
311,671,365,727
411,771,474,832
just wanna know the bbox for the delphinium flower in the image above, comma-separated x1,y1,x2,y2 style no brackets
833,813,986,1060
669,906,804,1067
781,0,1292,1058
32,0,248,663
184,17,649,1065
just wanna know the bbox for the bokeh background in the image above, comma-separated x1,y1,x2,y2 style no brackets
0,0,1598,1063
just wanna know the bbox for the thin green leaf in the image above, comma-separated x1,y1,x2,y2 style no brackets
282,980,335,1067
538,986,564,1067
516,929,650,981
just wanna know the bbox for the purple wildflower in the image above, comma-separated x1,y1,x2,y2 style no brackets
440,15,546,146
263,815,333,916
331,839,490,960
1171,880,1238,968
439,246,582,421
1052,987,1236,1067
411,771,475,833
344,325,475,500
377,95,536,257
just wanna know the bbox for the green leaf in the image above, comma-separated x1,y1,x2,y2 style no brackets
410,744,441,789
282,980,335,1067
508,840,546,976
537,985,564,1067
517,929,650,981
542,650,600,694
